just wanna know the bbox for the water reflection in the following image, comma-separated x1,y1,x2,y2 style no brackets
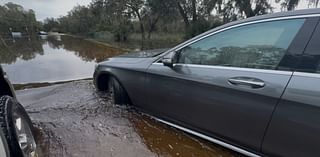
61,36,124,62
0,36,44,64
0,35,124,84
131,113,242,157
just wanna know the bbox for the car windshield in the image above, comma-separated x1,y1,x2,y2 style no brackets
0,0,318,157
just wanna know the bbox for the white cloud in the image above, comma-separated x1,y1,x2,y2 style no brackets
1,0,91,21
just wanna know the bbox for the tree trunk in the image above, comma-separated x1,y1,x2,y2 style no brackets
135,10,145,41
191,0,197,23
147,16,160,39
176,1,190,28
0,35,8,48
287,0,300,11
242,0,255,17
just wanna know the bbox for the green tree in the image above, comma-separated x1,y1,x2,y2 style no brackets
43,18,59,32
141,0,178,39
276,0,320,11
276,0,300,10
0,2,39,34
167,0,226,37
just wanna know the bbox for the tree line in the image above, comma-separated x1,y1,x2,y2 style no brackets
0,2,41,35
1,1,319,43
45,0,318,41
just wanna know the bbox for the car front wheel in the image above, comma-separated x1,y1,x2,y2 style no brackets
108,77,130,105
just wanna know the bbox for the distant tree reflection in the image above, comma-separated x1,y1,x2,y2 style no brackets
0,35,124,65
0,36,44,64
58,35,124,62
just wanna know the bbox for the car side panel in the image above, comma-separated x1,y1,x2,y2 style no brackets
99,68,147,106
262,73,320,157
95,57,156,106
145,64,293,152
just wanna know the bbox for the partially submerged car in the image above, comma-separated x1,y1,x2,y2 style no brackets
0,66,37,157
94,9,320,157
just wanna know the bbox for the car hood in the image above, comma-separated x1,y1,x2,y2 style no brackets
98,49,168,69
98,48,167,65
117,48,169,58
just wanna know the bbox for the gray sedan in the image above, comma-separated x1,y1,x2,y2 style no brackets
94,9,320,157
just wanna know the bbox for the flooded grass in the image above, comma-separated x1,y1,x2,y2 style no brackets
13,78,92,90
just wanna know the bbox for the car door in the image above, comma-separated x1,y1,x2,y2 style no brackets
145,17,315,153
262,18,320,157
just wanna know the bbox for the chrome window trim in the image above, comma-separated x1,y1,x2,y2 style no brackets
293,72,320,78
151,116,261,157
152,14,320,71
171,14,318,53
157,14,318,65
152,63,293,75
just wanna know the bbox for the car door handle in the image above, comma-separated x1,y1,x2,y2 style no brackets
228,77,265,89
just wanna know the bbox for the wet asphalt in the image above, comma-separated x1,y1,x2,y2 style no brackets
16,80,242,157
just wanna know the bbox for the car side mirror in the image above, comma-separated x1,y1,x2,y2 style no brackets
162,50,179,68
162,58,174,68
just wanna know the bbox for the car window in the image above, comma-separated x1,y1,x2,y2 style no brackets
299,22,320,74
177,19,305,70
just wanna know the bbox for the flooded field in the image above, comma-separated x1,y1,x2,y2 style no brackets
17,80,241,157
1,35,240,157
0,35,123,84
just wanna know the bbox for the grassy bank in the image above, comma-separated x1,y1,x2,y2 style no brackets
90,32,184,51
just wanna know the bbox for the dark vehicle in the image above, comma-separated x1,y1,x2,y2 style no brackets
94,9,320,157
0,66,37,157
38,31,48,35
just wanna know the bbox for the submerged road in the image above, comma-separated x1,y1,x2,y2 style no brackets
16,80,241,157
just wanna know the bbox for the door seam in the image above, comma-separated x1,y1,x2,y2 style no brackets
259,72,294,153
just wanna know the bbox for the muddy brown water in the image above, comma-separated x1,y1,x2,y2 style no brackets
16,80,242,157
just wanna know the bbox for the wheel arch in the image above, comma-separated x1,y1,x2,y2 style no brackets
95,71,130,96
95,71,133,104
95,72,112,91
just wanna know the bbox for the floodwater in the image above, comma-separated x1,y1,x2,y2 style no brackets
0,35,123,84
1,35,241,157
17,80,241,157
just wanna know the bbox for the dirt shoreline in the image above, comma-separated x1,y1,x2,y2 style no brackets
16,80,241,157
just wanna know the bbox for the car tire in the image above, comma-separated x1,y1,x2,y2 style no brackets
109,77,130,105
0,128,10,157
0,96,37,157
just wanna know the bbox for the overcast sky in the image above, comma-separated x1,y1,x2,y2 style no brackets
0,0,313,21
1,0,91,21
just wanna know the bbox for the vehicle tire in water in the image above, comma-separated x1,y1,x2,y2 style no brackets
109,77,130,105
0,128,10,157
0,96,37,157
